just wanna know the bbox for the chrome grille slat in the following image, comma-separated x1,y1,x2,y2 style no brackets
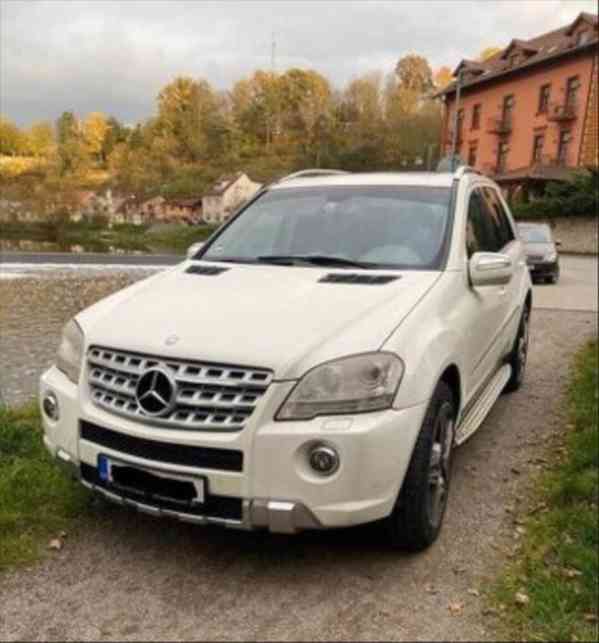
87,346,272,431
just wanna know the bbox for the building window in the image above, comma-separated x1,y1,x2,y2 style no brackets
576,31,590,46
468,145,478,167
497,141,509,173
457,108,464,141
538,84,551,113
502,95,515,125
532,134,544,163
566,76,580,107
557,130,571,165
471,104,481,130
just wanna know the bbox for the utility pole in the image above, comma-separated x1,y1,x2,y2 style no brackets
450,68,463,171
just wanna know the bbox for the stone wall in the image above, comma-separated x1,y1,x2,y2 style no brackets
546,216,598,255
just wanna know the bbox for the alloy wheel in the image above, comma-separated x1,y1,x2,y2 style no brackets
427,401,454,529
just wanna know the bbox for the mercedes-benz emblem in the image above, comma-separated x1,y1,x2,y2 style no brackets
135,367,177,417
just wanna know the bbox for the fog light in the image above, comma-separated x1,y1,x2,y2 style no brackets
309,444,340,476
43,392,60,421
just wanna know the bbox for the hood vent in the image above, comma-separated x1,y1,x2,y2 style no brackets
186,264,230,276
319,273,400,285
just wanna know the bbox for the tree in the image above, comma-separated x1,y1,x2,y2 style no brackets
391,54,435,116
102,116,130,160
56,111,77,146
433,66,453,90
479,46,502,61
26,121,55,157
55,111,88,173
0,116,27,156
83,112,110,162
395,54,434,93
156,76,223,162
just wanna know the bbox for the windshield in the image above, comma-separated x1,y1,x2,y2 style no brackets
200,186,453,270
518,224,552,244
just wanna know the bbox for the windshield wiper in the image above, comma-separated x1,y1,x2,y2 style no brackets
257,254,379,269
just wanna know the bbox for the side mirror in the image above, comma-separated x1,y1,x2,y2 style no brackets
186,241,204,259
469,252,513,287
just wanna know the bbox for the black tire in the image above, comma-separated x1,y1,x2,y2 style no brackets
504,304,530,393
384,381,456,551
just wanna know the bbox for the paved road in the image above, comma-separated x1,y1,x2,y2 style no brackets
532,254,597,312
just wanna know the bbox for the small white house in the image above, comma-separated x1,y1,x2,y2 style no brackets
202,173,262,224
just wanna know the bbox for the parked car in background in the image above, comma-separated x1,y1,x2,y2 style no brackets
517,222,561,284
40,166,531,551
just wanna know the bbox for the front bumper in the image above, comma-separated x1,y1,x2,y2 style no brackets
527,259,558,277
40,365,427,533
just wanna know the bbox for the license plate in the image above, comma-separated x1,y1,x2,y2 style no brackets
97,454,205,504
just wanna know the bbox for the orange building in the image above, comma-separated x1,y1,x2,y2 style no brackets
437,12,598,199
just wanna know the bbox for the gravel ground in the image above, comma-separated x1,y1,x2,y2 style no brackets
0,267,595,640
0,271,157,406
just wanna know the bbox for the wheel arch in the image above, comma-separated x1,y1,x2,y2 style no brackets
439,364,462,419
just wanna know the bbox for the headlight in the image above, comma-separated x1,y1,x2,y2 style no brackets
545,251,557,262
56,319,84,384
277,352,404,421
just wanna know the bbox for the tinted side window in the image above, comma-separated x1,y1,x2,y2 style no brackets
481,187,515,248
466,190,501,257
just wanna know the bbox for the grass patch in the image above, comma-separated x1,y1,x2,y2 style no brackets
492,340,598,641
0,404,90,570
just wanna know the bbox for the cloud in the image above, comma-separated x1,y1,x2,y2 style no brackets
0,0,596,125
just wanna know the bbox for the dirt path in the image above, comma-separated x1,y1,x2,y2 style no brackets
0,308,596,641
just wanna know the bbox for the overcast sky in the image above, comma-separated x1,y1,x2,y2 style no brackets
1,0,596,126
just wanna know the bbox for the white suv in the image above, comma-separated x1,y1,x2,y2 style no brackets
40,167,531,550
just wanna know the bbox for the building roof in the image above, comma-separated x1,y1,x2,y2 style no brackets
437,12,598,98
205,172,245,196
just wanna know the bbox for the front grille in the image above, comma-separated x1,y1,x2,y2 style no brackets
80,421,243,471
81,463,243,520
87,346,273,431
527,255,544,263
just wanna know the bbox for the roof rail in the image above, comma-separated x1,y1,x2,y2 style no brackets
277,169,350,183
454,165,480,178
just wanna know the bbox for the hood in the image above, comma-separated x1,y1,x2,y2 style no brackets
78,262,440,379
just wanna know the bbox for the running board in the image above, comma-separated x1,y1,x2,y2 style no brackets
455,364,512,446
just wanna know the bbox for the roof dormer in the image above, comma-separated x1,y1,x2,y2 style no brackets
500,39,539,68
565,12,598,36
452,59,487,80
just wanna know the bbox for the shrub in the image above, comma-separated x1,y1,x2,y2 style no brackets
512,168,598,219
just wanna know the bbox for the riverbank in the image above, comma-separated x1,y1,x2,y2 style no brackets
0,221,217,254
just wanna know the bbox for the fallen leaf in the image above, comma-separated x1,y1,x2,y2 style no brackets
515,526,527,536
511,467,521,475
515,592,530,607
448,601,464,616
482,607,498,617
59,530,67,538
48,538,63,551
529,502,548,515
584,614,598,623
424,584,438,595
563,568,583,578
467,588,480,597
